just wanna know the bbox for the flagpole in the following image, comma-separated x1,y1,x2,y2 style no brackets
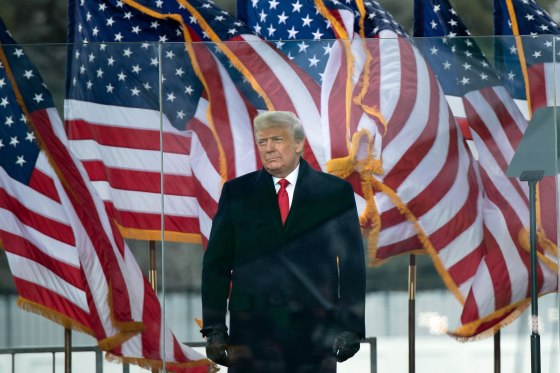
149,240,157,293
408,254,416,373
494,330,501,373
524,173,542,373
149,240,158,373
156,40,164,373
64,327,71,373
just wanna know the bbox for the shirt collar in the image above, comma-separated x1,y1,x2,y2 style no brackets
272,163,300,187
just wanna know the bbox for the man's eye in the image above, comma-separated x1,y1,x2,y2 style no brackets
274,138,284,143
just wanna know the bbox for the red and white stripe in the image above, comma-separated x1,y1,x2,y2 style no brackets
228,33,325,171
181,31,328,243
65,30,327,244
2,107,142,340
186,57,258,242
340,33,485,301
1,150,93,329
32,107,208,370
172,45,260,243
451,86,558,336
64,99,201,241
528,61,560,111
107,240,208,369
189,44,258,182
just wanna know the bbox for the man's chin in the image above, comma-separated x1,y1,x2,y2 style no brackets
264,161,280,170
264,165,283,176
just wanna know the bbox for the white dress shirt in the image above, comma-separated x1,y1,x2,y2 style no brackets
272,164,299,208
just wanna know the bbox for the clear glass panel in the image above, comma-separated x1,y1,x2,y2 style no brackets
0,34,558,372
167,34,559,372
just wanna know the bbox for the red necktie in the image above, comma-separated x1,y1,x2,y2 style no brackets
277,179,290,224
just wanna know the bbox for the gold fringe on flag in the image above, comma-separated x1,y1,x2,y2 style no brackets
17,297,94,336
105,352,215,373
449,299,530,341
115,223,204,244
17,297,142,351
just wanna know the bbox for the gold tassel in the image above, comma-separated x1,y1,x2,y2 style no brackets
518,228,559,272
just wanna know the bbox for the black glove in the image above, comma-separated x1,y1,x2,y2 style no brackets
332,331,360,362
200,324,231,366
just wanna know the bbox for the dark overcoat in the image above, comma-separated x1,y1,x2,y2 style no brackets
202,159,366,373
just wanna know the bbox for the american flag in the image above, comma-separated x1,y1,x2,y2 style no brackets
238,0,361,163
66,0,205,243
0,17,209,371
494,3,560,253
493,0,560,283
239,0,486,305
494,0,560,262
175,0,325,168
0,15,144,348
66,0,327,244
412,0,475,139
350,1,485,304
237,0,355,83
414,0,558,339
494,0,560,112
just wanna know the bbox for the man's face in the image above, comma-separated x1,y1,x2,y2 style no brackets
255,125,304,178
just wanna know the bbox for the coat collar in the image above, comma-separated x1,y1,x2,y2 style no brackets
252,158,323,237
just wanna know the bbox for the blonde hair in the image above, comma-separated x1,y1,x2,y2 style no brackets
253,111,305,142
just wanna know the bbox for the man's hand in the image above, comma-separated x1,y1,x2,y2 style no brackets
201,324,231,366
332,331,360,362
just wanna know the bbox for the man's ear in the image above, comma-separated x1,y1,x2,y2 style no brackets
296,140,305,155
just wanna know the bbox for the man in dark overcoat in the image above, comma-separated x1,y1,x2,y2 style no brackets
201,111,366,373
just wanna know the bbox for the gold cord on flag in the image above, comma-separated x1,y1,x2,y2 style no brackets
353,0,374,108
504,0,532,111
327,129,465,303
123,0,230,183
314,0,355,153
518,228,559,272
175,0,276,110
326,130,381,262
352,0,390,139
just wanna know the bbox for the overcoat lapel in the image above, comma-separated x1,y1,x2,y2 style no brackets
248,159,323,239
250,168,283,235
283,160,322,238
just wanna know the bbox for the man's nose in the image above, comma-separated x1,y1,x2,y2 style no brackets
265,140,274,151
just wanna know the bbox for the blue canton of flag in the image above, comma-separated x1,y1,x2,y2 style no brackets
238,0,351,83
67,0,206,131
358,0,408,37
0,22,50,184
493,0,560,105
178,0,269,109
413,0,501,96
